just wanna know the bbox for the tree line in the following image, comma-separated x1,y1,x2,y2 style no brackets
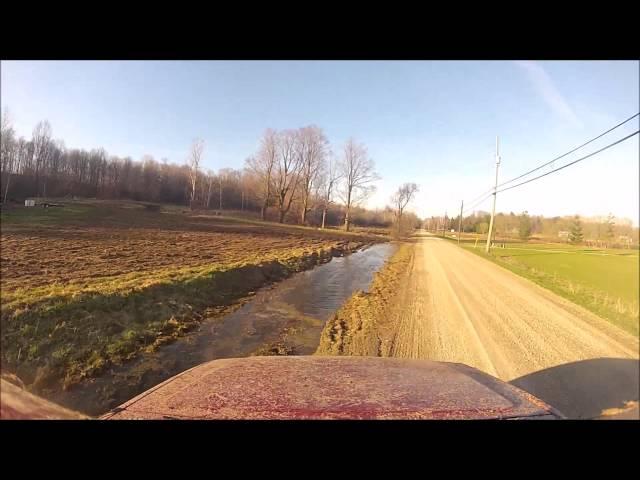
425,210,638,247
0,111,421,232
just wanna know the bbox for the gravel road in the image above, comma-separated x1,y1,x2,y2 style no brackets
386,234,638,418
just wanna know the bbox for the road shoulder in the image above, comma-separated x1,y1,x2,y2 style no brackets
315,241,414,356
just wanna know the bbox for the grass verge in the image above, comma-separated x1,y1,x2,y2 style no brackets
1,242,366,394
446,237,639,337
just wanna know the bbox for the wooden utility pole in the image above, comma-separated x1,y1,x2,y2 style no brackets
458,200,464,245
485,136,501,253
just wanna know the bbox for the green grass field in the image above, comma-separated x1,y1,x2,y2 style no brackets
446,235,639,336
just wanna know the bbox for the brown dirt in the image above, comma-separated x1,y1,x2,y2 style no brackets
0,378,88,419
316,242,414,356
1,207,374,292
0,203,380,394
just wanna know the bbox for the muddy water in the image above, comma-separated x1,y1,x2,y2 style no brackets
52,242,397,416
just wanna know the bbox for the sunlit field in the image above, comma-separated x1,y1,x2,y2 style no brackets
447,235,639,336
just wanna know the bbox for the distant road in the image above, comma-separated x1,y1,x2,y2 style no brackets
387,234,639,418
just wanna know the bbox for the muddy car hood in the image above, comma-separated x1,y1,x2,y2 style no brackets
100,356,562,420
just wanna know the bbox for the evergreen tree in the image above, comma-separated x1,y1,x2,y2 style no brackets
606,213,615,240
519,211,531,241
569,215,583,245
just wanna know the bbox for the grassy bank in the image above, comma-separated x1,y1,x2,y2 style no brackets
316,242,413,356
1,200,381,394
446,236,639,337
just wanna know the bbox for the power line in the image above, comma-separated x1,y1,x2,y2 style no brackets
454,113,639,222
496,130,639,194
466,187,494,206
458,128,638,218
462,191,493,214
496,112,639,189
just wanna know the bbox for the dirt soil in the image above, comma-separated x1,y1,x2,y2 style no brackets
1,205,376,292
1,203,380,395
317,233,639,419
317,242,414,356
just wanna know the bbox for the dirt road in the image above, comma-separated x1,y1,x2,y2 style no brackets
385,234,639,418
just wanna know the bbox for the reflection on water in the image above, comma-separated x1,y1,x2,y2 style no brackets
283,244,392,318
53,242,397,416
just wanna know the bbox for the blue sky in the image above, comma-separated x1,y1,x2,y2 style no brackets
1,60,638,223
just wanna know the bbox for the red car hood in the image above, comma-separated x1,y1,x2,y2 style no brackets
101,356,561,420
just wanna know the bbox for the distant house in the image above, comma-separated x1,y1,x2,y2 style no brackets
558,230,569,239
618,235,631,243
24,199,36,207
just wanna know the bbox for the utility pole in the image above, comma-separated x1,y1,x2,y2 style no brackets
485,136,501,253
458,200,464,245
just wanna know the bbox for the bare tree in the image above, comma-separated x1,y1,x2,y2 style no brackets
206,170,215,208
240,169,248,211
247,129,278,220
319,154,342,229
47,139,66,196
0,108,10,139
0,117,393,226
217,168,234,210
274,129,303,223
338,138,379,231
1,109,18,203
108,156,121,198
188,138,204,209
32,120,53,197
298,126,328,224
390,182,419,235
218,173,223,210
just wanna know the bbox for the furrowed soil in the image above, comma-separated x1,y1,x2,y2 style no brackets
0,200,383,397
